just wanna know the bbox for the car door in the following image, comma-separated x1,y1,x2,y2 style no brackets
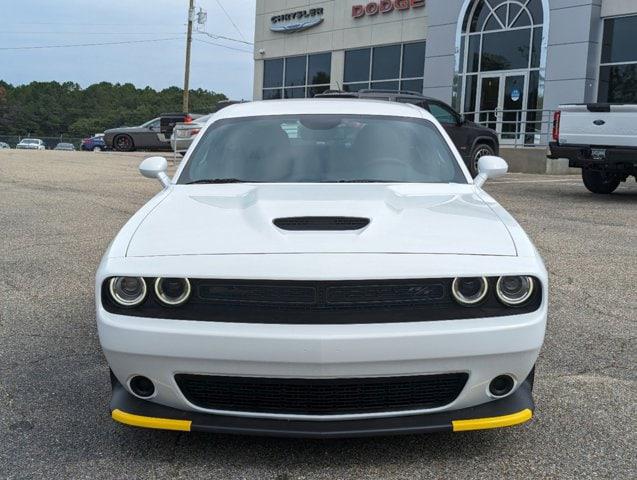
426,101,471,160
135,118,163,149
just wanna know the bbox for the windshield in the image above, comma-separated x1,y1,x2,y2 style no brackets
22,140,38,144
178,115,466,184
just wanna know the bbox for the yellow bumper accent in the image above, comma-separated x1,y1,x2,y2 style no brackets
112,409,192,432
452,408,533,432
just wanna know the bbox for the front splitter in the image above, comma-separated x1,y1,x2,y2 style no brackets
109,378,535,438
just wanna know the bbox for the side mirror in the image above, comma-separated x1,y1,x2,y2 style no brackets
139,156,171,188
474,155,508,188
457,115,466,126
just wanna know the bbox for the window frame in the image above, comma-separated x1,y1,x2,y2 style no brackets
597,14,637,103
262,53,332,100
343,41,426,93
457,0,544,116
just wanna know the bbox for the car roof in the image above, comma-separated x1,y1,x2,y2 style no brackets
214,99,432,121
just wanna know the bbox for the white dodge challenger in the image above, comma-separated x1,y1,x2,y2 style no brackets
96,99,547,437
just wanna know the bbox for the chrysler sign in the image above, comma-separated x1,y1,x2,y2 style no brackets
352,0,425,18
271,8,324,33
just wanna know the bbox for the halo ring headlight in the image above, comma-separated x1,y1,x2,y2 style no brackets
496,276,534,306
451,277,489,306
154,277,191,306
109,277,147,307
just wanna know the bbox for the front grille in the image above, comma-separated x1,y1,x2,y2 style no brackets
102,277,543,323
175,373,468,415
273,216,370,231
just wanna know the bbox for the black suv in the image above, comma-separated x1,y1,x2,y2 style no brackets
316,90,499,176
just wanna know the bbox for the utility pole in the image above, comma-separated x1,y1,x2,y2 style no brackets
182,0,195,113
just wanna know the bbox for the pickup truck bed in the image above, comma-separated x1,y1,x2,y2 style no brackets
549,104,637,194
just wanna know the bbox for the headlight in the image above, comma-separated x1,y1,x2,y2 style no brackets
109,277,147,307
451,277,488,305
154,277,191,306
496,276,534,306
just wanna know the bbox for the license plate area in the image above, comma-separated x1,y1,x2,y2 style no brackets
591,148,606,160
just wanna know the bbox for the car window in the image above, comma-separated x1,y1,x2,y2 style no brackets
178,114,466,184
141,118,160,128
428,103,458,125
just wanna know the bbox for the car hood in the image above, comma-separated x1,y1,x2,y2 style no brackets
126,184,517,257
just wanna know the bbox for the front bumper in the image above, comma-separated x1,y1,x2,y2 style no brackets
110,374,534,438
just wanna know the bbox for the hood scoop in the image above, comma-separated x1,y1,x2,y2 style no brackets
273,216,370,231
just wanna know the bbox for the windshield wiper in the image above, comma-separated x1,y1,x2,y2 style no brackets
186,178,247,184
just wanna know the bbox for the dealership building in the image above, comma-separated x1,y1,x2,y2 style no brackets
253,0,637,145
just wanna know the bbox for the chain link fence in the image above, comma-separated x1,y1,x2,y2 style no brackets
0,135,86,150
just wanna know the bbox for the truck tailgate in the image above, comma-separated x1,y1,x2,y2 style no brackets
559,104,637,148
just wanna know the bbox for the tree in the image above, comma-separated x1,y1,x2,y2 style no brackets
0,81,228,137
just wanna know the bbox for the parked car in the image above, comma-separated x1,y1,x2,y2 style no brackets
549,103,637,194
16,139,46,150
170,114,212,153
104,114,201,152
98,99,547,438
317,90,499,176
81,134,107,152
54,142,76,151
170,102,245,154
0,142,10,149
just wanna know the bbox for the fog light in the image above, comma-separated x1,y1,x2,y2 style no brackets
451,277,488,305
496,276,534,306
109,277,147,307
489,375,515,397
155,277,191,306
129,375,155,398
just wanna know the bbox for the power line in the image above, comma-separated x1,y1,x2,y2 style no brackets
0,31,187,35
194,37,252,54
0,37,183,51
195,31,252,46
214,0,248,42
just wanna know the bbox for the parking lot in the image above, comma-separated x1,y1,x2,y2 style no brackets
0,149,635,479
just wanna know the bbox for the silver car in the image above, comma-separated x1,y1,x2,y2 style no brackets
0,142,10,149
16,139,45,150
170,114,212,153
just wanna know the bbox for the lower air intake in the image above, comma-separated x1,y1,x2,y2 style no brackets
175,373,468,415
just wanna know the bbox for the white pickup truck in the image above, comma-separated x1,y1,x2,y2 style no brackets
548,104,637,194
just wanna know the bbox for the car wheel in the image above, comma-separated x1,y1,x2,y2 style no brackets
113,135,134,152
581,169,621,194
469,143,495,177
92,146,102,152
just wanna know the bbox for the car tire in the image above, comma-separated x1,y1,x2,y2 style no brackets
469,143,495,177
113,135,135,152
582,168,621,194
92,146,103,152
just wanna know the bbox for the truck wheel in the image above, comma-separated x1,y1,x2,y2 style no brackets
469,144,495,177
582,169,621,194
113,135,134,152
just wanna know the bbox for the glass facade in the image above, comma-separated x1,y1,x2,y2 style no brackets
263,53,331,100
458,0,545,144
343,42,426,93
598,15,637,103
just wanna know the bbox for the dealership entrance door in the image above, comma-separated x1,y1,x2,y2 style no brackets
477,72,528,144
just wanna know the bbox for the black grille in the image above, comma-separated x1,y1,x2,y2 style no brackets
273,216,370,231
102,277,543,323
175,373,468,415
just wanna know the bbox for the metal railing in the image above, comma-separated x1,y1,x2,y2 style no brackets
463,109,555,148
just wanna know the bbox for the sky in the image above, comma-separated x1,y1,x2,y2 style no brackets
1,0,256,100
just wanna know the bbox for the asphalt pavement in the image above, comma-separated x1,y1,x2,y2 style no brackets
0,150,635,479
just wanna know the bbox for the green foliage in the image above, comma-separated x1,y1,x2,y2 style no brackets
0,80,227,137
